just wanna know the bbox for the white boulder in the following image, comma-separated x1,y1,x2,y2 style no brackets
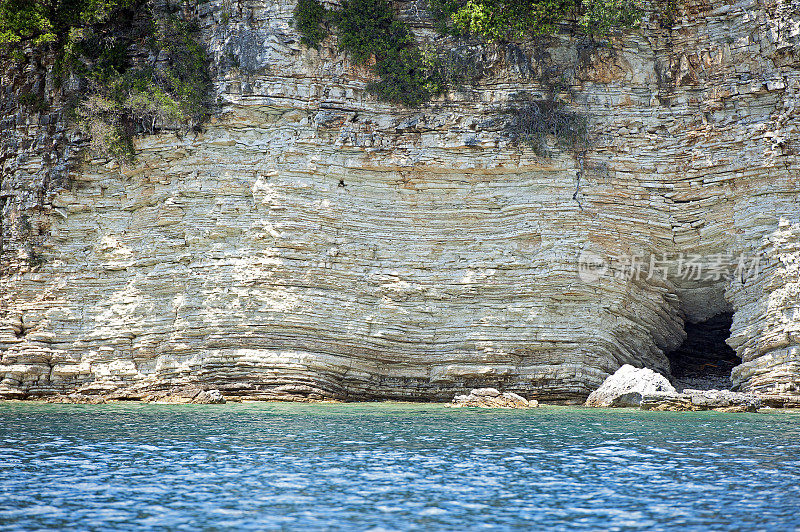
585,365,675,407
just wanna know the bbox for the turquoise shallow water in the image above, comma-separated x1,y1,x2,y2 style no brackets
0,403,799,531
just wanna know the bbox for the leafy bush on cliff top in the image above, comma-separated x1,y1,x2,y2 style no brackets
294,0,443,106
1,0,211,161
433,0,643,41
0,0,135,44
294,0,643,107
447,0,576,41
295,0,330,47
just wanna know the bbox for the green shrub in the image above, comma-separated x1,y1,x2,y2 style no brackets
74,8,211,160
2,0,212,161
430,0,642,42
0,0,136,44
658,0,677,27
18,91,49,112
295,0,443,106
450,0,577,41
370,47,442,106
579,0,642,35
332,0,411,62
294,0,330,47
0,0,55,44
427,0,463,36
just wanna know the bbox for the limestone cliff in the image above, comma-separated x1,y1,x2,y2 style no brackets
1,0,799,402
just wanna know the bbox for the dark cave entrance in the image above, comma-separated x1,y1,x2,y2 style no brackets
666,312,742,391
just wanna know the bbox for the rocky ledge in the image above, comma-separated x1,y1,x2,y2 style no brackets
42,393,108,404
143,387,226,404
450,388,537,409
584,365,798,412
639,390,761,413
40,387,227,404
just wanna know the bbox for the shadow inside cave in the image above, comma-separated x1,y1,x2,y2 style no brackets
666,312,742,392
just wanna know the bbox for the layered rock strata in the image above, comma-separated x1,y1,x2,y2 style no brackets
1,0,799,402
639,389,762,412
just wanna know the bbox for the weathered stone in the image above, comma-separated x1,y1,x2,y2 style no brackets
471,388,501,397
451,389,536,408
759,394,800,409
43,394,107,404
142,386,225,404
585,365,675,407
193,389,226,404
639,390,761,412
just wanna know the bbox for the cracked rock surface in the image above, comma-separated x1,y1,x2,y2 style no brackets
451,388,537,408
585,365,676,407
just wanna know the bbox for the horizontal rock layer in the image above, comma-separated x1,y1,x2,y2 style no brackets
1,0,799,401
640,389,762,412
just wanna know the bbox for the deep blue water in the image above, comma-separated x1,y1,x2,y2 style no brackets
0,402,799,531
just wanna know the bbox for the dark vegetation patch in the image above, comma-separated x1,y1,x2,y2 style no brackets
1,0,212,161
506,99,588,156
295,0,444,106
293,0,652,158
429,0,644,41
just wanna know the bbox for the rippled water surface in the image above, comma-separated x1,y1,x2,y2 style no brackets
1,403,799,531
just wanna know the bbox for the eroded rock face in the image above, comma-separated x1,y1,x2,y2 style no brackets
143,387,226,404
1,0,799,402
451,388,536,408
640,390,762,413
585,365,676,407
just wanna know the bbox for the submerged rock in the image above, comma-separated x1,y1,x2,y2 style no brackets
451,388,537,409
585,365,675,407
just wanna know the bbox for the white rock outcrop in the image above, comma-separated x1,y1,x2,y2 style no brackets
585,365,676,408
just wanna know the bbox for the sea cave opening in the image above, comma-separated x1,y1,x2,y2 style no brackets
666,312,742,391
